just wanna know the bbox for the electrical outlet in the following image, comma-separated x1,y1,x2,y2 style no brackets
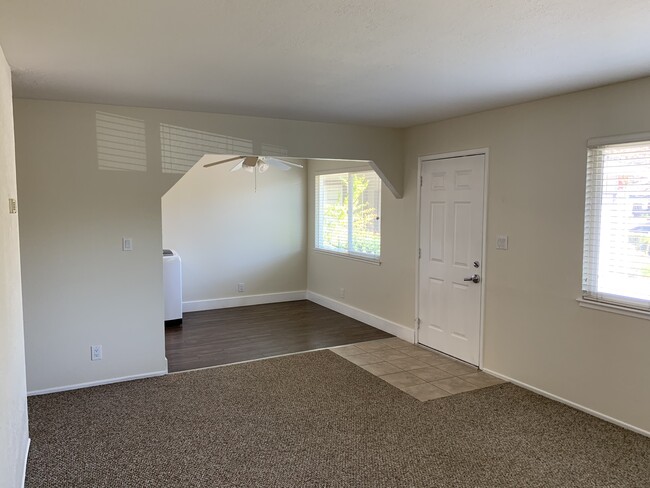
339,287,345,299
91,345,102,361
237,283,245,293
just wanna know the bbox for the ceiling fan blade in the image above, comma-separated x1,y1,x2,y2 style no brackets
264,157,303,171
265,158,290,171
203,156,245,168
230,161,244,172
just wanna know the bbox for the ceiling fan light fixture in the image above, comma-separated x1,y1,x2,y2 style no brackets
205,155,303,173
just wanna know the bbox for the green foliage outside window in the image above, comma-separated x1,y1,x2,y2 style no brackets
319,171,381,257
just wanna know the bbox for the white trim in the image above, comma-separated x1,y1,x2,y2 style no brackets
415,148,489,368
21,438,30,488
415,158,423,336
587,132,650,147
306,291,415,343
479,150,489,370
312,248,381,265
309,158,404,198
482,368,650,438
27,370,167,396
313,162,372,176
577,298,650,321
183,291,307,313
314,168,383,262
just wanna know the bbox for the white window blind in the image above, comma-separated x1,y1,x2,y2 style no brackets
583,138,650,310
315,170,381,260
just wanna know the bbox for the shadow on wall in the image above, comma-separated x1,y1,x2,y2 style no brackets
160,123,253,174
96,112,147,172
92,109,383,310
95,110,292,176
95,107,306,305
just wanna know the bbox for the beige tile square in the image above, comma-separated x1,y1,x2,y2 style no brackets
355,340,395,353
380,371,426,390
432,377,481,394
370,349,410,362
409,366,454,382
406,348,449,361
398,345,450,360
381,338,412,348
393,345,426,356
361,361,402,376
331,345,366,357
345,352,383,366
417,356,455,367
460,372,507,388
387,357,429,371
401,383,451,401
434,361,478,376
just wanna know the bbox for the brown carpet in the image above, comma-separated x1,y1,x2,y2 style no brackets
26,350,649,487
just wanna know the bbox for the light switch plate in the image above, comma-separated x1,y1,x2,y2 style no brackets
122,237,133,251
496,235,508,250
91,345,102,361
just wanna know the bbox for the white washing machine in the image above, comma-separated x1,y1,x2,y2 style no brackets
163,249,182,326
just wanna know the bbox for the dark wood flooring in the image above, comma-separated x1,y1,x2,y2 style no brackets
165,300,392,372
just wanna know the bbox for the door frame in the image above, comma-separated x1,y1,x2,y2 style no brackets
415,148,489,369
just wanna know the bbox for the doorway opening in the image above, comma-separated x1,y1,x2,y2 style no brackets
161,154,390,372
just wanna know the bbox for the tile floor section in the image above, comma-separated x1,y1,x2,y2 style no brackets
330,337,506,402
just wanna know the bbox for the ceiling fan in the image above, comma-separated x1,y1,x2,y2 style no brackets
203,155,303,173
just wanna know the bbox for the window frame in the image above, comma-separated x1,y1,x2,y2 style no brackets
314,167,382,264
581,132,650,316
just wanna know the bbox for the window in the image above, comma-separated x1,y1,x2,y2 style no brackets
315,170,381,261
582,136,650,311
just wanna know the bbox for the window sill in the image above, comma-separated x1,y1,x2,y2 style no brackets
312,248,381,266
576,298,650,321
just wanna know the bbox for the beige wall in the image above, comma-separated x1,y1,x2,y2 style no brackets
13,99,403,393
12,74,650,434
0,45,29,488
307,159,414,331
162,157,307,305
404,78,650,432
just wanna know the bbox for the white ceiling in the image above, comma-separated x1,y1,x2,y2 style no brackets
1,0,649,128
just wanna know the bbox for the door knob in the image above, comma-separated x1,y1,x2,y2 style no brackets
463,274,481,283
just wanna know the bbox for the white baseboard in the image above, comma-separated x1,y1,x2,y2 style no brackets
482,368,650,438
183,290,307,312
27,370,167,396
183,290,414,344
21,437,30,488
306,291,415,343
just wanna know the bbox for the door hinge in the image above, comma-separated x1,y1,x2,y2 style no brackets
417,318,421,329
418,248,421,259
420,176,423,187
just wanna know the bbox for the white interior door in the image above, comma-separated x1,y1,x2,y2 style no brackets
418,153,485,365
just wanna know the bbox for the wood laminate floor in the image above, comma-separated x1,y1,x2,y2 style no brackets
165,300,392,372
